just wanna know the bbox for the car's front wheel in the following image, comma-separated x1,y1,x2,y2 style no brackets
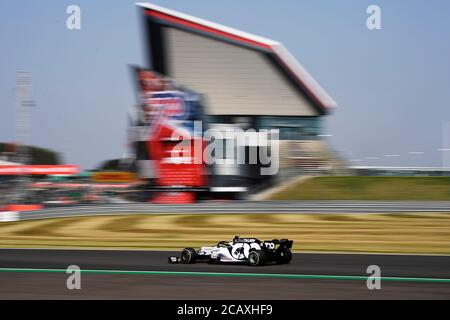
181,248,197,264
248,250,266,266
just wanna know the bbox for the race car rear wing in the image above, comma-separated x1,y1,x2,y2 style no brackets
272,239,293,249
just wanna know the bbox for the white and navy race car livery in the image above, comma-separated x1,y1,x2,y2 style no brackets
169,236,293,266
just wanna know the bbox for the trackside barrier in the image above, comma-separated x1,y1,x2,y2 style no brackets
0,211,19,222
6,204,43,211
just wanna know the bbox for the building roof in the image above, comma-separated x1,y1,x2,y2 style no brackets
136,2,338,113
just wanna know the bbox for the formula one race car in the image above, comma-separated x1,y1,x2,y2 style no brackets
169,236,293,266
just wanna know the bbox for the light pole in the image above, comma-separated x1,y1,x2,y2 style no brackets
15,70,35,201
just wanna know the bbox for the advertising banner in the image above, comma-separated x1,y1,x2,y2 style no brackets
92,171,138,183
0,165,80,175
132,67,207,188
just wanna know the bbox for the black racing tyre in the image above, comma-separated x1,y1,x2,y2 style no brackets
181,248,197,264
248,250,266,266
276,248,292,264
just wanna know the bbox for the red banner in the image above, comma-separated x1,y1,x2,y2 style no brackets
134,68,207,188
0,165,80,175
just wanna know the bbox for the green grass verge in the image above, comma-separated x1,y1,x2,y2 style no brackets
270,176,450,201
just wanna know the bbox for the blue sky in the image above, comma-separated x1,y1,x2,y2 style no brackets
1,0,449,168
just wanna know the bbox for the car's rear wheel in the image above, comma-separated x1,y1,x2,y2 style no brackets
276,248,292,264
248,250,266,266
181,248,197,264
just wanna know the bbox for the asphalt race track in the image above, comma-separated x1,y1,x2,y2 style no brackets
17,201,450,221
1,249,449,299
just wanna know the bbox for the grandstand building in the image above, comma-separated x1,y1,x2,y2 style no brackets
135,3,340,194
